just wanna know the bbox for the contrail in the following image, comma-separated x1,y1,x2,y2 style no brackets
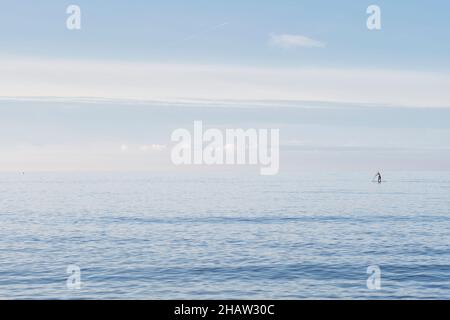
182,22,230,41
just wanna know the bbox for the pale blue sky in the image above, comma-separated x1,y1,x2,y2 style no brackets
0,1,449,172
0,0,449,70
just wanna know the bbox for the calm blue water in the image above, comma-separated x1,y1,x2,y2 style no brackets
0,172,449,299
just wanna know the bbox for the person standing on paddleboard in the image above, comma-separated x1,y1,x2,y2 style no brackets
375,172,382,184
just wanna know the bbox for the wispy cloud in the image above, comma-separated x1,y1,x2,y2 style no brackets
182,22,230,41
1,57,450,108
269,33,325,48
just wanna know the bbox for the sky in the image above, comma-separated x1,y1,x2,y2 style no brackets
1,0,450,69
0,1,449,172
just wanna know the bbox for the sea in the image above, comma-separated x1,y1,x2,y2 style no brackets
0,171,449,299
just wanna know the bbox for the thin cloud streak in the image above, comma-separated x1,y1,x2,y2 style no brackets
1,57,450,108
269,33,326,48
182,22,230,41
